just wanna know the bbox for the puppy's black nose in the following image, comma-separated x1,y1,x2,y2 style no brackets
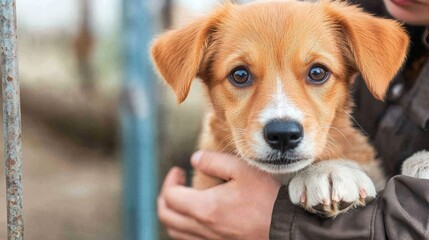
263,120,303,152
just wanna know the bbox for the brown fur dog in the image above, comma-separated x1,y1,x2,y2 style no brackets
151,0,409,216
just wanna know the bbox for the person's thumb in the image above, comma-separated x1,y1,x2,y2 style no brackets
191,151,243,181
161,167,186,195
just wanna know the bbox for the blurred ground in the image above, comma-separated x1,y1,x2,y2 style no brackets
0,115,121,240
0,11,121,238
0,1,222,239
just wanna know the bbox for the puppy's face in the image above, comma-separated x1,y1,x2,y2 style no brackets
203,2,350,173
151,1,409,173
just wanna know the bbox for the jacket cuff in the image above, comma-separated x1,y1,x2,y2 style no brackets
269,185,379,240
269,186,295,239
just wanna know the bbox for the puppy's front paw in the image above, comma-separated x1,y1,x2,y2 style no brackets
288,160,376,217
402,151,429,179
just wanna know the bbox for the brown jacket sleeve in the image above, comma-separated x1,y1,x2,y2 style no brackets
270,176,429,240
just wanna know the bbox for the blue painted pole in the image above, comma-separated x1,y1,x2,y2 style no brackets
122,0,161,239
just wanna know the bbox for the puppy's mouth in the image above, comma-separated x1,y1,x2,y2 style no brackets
247,152,315,174
255,157,306,166
256,151,312,166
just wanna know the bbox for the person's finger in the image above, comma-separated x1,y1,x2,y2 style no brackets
166,228,204,240
158,197,218,239
191,151,244,181
163,185,216,222
160,167,186,195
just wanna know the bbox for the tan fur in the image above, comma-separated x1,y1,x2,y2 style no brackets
151,1,409,189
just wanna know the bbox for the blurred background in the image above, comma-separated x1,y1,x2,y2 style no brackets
0,0,232,239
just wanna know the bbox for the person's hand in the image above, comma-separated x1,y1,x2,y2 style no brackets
158,151,281,240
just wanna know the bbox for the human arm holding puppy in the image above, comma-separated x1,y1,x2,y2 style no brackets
158,152,280,240
159,151,429,240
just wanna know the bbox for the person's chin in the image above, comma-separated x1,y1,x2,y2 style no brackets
384,0,429,25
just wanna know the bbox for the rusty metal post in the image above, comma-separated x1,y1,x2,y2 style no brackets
0,0,24,239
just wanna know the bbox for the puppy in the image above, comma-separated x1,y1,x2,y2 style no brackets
151,0,409,216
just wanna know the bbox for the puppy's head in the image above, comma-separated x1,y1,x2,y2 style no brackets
151,0,409,173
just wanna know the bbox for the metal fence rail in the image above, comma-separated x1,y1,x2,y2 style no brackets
0,0,24,239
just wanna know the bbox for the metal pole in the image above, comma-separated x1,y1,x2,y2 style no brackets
122,0,161,239
0,0,24,240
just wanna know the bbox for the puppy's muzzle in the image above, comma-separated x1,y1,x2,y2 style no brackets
263,120,303,153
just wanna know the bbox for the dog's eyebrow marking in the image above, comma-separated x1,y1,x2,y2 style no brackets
304,52,337,69
259,77,303,124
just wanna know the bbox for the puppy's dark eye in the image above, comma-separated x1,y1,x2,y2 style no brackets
229,66,252,86
307,65,330,84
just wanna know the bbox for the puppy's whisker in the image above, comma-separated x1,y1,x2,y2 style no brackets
325,137,339,152
320,125,352,146
324,139,339,160
342,110,368,136
326,136,347,160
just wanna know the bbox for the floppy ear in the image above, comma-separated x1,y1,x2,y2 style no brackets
150,5,231,103
325,2,410,100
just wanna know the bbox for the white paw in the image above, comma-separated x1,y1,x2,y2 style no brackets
288,160,376,217
401,151,429,179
